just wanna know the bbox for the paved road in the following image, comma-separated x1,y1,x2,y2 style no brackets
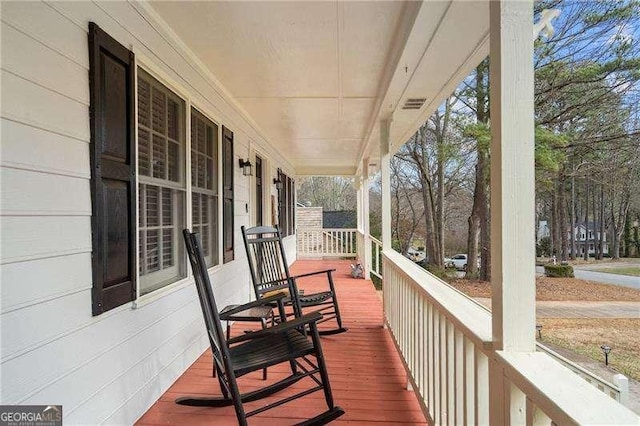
535,266,640,289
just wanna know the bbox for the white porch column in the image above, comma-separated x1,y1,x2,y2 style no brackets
489,0,535,353
489,2,535,423
380,120,392,251
362,159,372,279
356,177,363,232
356,174,365,269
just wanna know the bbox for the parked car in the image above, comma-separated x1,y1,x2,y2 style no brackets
445,254,469,270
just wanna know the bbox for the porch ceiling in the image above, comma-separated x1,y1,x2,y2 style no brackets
149,1,489,176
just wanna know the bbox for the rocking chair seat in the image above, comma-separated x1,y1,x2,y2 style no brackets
231,329,315,377
299,291,333,307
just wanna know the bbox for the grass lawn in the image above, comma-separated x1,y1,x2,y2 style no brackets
592,267,640,277
446,275,640,382
539,318,640,381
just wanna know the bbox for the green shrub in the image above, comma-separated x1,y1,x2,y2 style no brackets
425,264,450,281
544,264,574,278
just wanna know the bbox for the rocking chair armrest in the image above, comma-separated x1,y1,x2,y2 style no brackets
290,269,336,281
227,311,323,344
220,292,287,319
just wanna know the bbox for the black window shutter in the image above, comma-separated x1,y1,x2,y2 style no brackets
255,155,263,226
277,169,285,235
88,23,136,316
222,126,234,263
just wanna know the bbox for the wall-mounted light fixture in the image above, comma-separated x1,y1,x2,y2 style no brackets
238,159,253,176
273,177,283,189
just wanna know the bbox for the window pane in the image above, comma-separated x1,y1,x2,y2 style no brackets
151,87,166,134
146,229,159,273
139,128,151,177
138,79,150,128
152,134,166,179
163,228,173,267
192,192,200,225
167,99,179,141
162,187,173,226
197,154,205,188
168,141,179,182
206,158,214,190
146,185,159,227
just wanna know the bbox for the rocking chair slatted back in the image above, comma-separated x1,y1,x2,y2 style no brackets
242,226,298,302
183,230,230,382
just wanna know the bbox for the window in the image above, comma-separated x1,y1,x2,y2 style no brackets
137,69,186,295
191,108,219,267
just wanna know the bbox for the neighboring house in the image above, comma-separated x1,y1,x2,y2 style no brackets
296,206,323,229
322,210,357,229
537,220,550,243
571,222,609,255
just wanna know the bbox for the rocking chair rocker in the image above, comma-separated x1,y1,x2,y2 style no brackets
241,225,348,336
177,229,344,425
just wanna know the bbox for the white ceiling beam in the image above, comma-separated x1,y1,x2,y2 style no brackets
295,165,357,177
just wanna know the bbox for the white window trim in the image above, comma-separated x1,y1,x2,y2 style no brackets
133,51,225,308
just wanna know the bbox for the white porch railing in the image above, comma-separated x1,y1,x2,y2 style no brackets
297,228,357,258
536,343,628,404
382,250,638,425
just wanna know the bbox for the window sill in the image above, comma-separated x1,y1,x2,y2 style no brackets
132,264,221,309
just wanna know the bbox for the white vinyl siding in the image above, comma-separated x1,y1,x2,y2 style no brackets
0,1,296,424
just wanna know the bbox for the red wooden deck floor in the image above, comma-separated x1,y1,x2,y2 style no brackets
136,260,427,425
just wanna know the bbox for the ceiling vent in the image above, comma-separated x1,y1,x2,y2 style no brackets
402,98,426,110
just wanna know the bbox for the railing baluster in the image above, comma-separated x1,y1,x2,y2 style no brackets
526,397,552,426
509,381,527,425
434,310,441,424
427,302,434,420
455,330,464,425
476,350,489,425
465,337,475,425
440,315,448,425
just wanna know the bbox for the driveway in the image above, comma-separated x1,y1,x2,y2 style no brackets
535,265,640,290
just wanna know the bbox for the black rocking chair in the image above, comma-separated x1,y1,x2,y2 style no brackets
241,225,348,336
177,229,345,426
